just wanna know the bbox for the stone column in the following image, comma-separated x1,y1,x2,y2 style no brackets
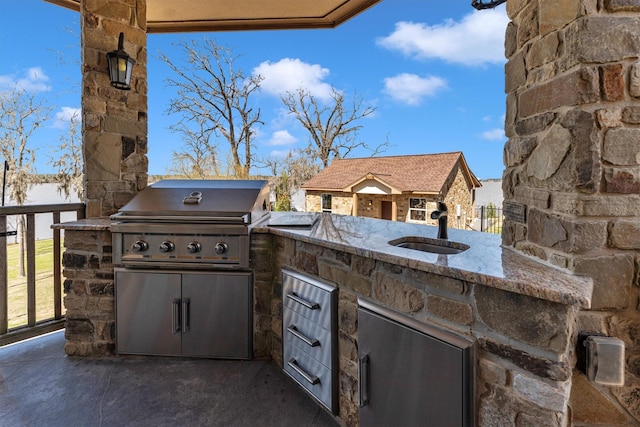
503,0,640,423
81,0,148,218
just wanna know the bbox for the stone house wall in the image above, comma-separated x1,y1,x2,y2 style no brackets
503,0,640,423
251,232,580,426
305,166,474,230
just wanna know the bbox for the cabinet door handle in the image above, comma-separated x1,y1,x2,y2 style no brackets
182,298,190,333
286,292,320,310
172,298,181,334
287,325,320,347
358,354,370,407
287,358,320,385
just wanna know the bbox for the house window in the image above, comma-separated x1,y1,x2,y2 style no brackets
321,194,332,212
409,198,427,221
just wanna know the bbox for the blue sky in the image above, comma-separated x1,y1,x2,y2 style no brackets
1,0,508,179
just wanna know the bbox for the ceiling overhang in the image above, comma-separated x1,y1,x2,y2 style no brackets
44,0,382,32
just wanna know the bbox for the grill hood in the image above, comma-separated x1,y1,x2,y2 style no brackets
114,179,270,223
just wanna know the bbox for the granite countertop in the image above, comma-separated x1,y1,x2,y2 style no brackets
51,218,111,230
258,212,593,308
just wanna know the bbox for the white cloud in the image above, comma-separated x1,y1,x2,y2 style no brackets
383,73,447,106
253,58,333,101
481,128,506,141
0,67,52,93
53,106,81,129
376,7,508,66
266,130,298,146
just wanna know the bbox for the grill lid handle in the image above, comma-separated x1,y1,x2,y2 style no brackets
183,191,202,204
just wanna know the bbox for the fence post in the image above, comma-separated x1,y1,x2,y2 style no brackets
480,206,485,232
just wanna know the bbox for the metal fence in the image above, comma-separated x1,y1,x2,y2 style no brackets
475,205,503,234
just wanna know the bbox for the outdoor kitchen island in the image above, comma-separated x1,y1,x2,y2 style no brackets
55,212,593,426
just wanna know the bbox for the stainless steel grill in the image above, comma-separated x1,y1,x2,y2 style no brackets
111,179,270,269
110,179,270,360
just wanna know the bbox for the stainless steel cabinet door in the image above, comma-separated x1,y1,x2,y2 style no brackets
115,270,182,356
358,304,474,427
181,271,252,359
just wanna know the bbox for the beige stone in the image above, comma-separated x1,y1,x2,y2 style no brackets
525,124,571,181
569,373,629,424
631,62,640,97
603,128,640,166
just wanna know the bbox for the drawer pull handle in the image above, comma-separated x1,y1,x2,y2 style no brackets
286,292,320,310
288,358,320,385
172,298,181,334
287,325,320,347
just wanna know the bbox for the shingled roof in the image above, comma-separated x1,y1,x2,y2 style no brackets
302,152,481,193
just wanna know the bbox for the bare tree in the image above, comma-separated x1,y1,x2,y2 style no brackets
168,115,220,178
159,39,264,178
0,87,51,276
281,87,389,168
49,110,83,199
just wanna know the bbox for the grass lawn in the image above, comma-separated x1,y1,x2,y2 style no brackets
5,238,65,330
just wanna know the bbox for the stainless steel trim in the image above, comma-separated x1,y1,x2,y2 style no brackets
287,325,320,347
287,358,320,385
281,268,337,293
286,292,320,310
357,296,474,349
358,354,369,407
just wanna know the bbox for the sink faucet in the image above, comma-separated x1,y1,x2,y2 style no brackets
430,201,448,239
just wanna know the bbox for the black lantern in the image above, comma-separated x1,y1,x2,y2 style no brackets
471,0,506,9
107,32,136,90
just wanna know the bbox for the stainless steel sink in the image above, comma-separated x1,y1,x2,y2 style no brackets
389,237,469,255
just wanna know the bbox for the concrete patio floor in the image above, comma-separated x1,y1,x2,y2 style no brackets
0,330,339,427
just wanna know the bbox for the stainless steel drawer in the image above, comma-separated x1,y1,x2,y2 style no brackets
284,308,333,368
282,269,336,330
284,342,335,412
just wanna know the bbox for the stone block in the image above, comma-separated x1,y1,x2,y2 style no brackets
372,272,425,313
338,299,358,336
574,254,634,310
517,2,539,48
605,0,640,12
603,128,640,166
540,0,581,36
513,373,569,412
479,358,508,388
505,51,526,93
475,286,573,354
406,269,466,295
605,167,640,194
562,109,600,192
518,68,599,118
569,373,627,426
597,107,623,128
631,63,640,97
608,315,640,347
318,261,370,296
611,383,640,422
569,17,640,63
528,209,568,249
527,32,560,69
427,295,473,325
515,112,557,136
601,64,625,101
478,337,572,381
622,106,640,123
609,219,640,249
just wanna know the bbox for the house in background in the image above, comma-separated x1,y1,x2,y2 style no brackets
301,152,481,229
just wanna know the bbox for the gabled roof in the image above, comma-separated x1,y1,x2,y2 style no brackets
302,152,481,194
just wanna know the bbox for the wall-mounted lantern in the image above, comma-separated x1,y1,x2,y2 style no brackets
106,32,136,90
471,0,506,9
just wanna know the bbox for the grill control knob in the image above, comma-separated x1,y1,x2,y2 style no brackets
214,242,228,255
159,241,175,253
131,240,149,253
187,241,202,254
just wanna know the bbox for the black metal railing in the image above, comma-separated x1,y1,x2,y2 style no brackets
0,203,85,346
476,205,503,234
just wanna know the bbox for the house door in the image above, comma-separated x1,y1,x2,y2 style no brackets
381,201,393,220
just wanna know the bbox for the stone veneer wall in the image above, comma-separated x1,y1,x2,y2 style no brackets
503,0,640,423
61,229,114,356
82,0,148,218
252,232,581,426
